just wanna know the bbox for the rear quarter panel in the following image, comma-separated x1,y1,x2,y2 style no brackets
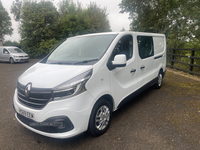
153,36,166,75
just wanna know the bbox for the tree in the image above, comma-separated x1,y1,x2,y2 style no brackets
11,0,22,22
3,40,20,47
11,0,60,57
58,0,111,38
119,0,200,48
0,0,13,38
120,27,125,31
11,0,111,58
84,2,111,33
59,0,78,16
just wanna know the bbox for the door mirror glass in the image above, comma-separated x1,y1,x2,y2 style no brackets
112,54,126,67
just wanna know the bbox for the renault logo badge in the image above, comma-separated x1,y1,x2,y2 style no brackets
25,83,32,97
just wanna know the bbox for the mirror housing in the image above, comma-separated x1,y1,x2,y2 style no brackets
112,54,126,67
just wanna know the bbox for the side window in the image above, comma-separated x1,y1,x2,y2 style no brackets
111,35,133,61
3,49,9,54
137,36,154,59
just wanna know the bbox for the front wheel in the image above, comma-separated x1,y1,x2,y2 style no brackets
88,99,112,136
10,58,15,64
154,72,163,89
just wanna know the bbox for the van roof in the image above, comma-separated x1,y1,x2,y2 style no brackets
0,46,18,49
71,31,165,39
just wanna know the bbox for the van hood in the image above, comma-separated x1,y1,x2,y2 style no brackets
18,63,93,88
11,53,28,57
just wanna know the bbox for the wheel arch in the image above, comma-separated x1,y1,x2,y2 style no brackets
9,57,14,61
94,94,115,112
159,67,166,78
159,68,163,74
9,57,15,63
87,94,114,136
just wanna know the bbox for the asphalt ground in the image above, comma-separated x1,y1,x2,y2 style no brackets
0,59,200,150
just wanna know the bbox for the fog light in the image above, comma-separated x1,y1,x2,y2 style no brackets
56,121,66,129
54,120,66,129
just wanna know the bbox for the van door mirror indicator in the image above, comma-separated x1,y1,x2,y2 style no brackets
112,54,126,68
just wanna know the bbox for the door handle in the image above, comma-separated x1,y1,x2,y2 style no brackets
130,69,136,73
140,65,145,70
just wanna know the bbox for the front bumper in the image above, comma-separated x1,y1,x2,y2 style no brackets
13,89,94,139
14,58,29,62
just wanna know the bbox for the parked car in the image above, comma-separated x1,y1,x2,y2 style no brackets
0,46,29,64
13,32,166,139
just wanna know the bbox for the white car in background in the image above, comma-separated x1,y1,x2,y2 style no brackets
0,46,29,64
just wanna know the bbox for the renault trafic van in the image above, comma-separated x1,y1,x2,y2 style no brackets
13,32,166,138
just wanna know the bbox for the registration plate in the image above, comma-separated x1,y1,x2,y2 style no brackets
19,108,34,120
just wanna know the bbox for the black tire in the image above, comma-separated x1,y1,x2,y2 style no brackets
154,71,163,89
88,99,112,136
10,58,15,64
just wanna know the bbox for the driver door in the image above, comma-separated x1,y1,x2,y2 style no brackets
109,34,138,107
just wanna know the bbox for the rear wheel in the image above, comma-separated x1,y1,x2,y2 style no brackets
154,71,163,89
10,58,15,64
88,99,112,136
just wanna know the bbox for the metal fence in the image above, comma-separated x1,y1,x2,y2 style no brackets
167,48,200,76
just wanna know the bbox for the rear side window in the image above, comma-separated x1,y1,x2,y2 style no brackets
137,36,154,59
111,35,133,61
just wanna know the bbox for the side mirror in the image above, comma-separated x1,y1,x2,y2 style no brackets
112,54,126,67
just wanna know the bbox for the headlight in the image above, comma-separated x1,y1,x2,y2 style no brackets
52,69,92,100
13,55,19,58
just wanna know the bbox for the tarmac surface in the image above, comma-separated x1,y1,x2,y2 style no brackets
0,59,200,150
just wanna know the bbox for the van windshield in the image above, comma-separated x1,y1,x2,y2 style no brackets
8,48,24,53
46,34,117,65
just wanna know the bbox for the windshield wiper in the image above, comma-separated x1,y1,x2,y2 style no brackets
74,59,99,65
50,62,63,65
50,62,74,65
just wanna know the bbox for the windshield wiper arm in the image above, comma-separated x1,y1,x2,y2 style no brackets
74,59,99,65
50,62,74,65
50,62,63,64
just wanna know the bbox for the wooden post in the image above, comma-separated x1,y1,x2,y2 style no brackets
190,50,195,73
171,49,175,67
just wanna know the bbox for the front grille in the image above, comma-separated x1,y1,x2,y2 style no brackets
17,82,52,109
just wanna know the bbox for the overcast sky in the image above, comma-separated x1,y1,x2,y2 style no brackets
1,0,131,42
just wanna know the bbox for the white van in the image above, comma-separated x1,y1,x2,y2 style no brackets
13,32,166,138
0,46,29,63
